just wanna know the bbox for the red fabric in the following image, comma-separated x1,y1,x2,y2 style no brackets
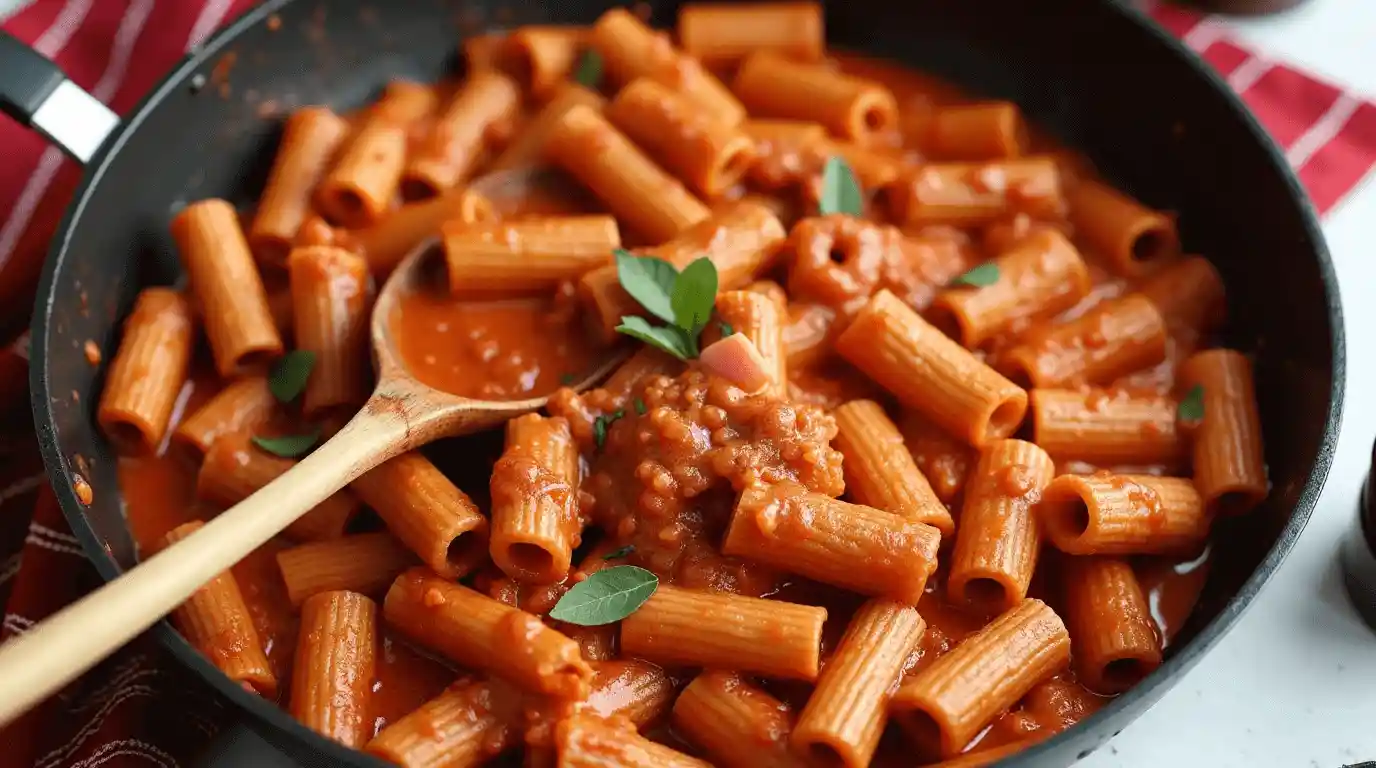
0,1,1371,765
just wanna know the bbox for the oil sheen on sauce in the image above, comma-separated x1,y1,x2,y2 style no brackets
105,52,1223,760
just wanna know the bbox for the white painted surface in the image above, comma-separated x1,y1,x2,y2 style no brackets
2,0,1376,765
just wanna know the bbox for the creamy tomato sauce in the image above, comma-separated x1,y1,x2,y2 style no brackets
392,292,603,400
105,33,1229,766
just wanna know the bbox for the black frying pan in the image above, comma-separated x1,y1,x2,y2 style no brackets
0,0,1344,765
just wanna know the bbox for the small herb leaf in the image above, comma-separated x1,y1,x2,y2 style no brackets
252,429,321,458
633,398,647,415
602,544,636,561
616,250,679,324
719,321,734,338
819,156,864,216
549,565,658,625
573,49,603,89
559,373,576,386
593,410,625,450
268,350,316,402
1178,385,1205,422
950,262,1001,288
671,257,719,338
615,316,695,361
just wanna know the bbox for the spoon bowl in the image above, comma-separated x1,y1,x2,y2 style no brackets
0,173,625,726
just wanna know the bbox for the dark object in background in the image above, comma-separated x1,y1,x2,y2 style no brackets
2,0,1343,766
1176,0,1314,15
1341,439,1376,630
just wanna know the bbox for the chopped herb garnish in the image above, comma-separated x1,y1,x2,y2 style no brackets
559,372,576,386
616,315,697,361
670,257,718,339
719,321,734,338
950,262,1001,288
1178,384,1205,422
615,250,679,324
549,565,658,625
593,409,625,450
613,252,720,360
268,350,316,402
818,156,864,216
602,544,636,561
573,49,603,89
252,428,321,458
633,398,647,416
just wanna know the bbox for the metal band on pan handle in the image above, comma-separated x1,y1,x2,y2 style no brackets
0,31,119,164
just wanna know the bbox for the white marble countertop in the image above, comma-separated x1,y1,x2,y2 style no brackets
3,1,1375,766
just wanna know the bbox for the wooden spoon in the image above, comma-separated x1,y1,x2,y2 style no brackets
0,174,624,726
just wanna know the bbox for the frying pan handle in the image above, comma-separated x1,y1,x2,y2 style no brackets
0,31,118,164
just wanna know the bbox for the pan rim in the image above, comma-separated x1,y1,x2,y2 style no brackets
24,0,1345,765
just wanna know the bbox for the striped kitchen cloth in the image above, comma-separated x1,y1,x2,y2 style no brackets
0,1,1370,767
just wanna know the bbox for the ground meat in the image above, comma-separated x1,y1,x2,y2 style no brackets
578,368,844,596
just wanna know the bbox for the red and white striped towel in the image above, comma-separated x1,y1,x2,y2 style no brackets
0,1,1371,766
1143,0,1376,213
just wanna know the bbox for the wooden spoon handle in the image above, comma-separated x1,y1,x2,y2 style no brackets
0,406,410,727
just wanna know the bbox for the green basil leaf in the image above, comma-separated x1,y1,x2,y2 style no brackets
719,321,734,338
819,156,864,216
615,316,695,361
616,250,679,324
549,565,658,625
950,262,1001,288
1177,384,1205,422
593,410,625,450
573,49,603,89
268,350,316,402
671,257,719,337
252,429,321,459
602,544,636,561
633,398,647,416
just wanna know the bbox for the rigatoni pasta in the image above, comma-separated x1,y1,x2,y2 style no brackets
947,439,1054,613
793,600,926,767
589,7,745,125
725,483,942,605
836,290,1027,447
97,288,194,454
1179,349,1268,516
350,452,490,579
171,199,283,377
103,9,1266,766
733,52,898,142
384,568,592,698
606,77,757,198
1061,556,1162,694
288,245,373,416
161,521,276,697
891,599,1070,758
832,399,954,536
289,591,377,748
443,216,618,296
171,376,275,461
489,413,583,583
678,2,824,68
248,106,349,266
403,70,521,199
673,672,813,768
1031,388,1186,468
620,584,826,681
931,229,1091,349
545,103,711,243
1037,473,1210,555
